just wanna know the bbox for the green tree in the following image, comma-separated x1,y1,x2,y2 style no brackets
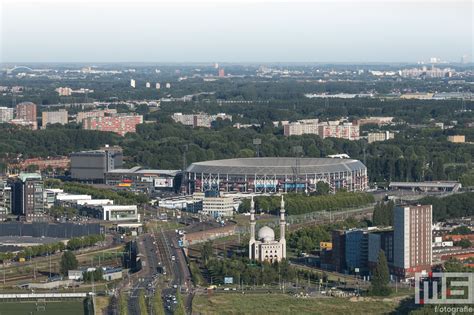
370,250,391,296
455,239,472,249
138,289,149,315
316,181,330,195
450,226,471,235
173,291,186,315
60,251,78,276
152,287,165,315
202,241,214,264
119,293,128,315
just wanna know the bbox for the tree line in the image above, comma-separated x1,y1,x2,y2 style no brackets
238,192,374,215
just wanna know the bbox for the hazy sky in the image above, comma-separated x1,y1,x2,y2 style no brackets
1,0,472,63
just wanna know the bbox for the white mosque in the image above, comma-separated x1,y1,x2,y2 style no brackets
248,195,286,262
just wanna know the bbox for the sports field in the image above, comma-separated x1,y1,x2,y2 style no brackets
0,300,85,315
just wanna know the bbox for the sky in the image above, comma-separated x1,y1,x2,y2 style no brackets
0,0,472,63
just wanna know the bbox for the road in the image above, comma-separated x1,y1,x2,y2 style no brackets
127,234,160,315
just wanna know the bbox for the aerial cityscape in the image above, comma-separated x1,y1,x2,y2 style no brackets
0,0,472,314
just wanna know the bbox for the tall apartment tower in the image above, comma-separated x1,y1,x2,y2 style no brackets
393,205,432,278
16,102,37,130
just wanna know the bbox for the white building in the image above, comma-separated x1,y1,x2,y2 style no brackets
249,196,286,263
130,79,136,88
368,131,395,144
201,196,234,218
101,205,138,221
0,107,14,123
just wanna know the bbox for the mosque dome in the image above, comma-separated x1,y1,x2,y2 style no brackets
258,226,275,242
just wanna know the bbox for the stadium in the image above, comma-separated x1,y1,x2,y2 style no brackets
186,157,368,193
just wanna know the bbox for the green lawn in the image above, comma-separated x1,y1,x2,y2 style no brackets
0,301,85,315
192,293,400,315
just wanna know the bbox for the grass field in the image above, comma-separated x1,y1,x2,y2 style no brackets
192,293,400,315
0,300,85,315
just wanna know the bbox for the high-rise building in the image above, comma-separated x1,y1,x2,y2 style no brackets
82,114,143,136
393,205,432,278
130,79,136,88
345,229,369,274
11,173,44,221
155,83,161,89
76,109,117,123
70,145,123,182
16,102,37,130
331,230,346,272
0,107,14,123
218,68,225,77
283,120,319,136
146,82,151,88
0,179,12,220
318,122,359,140
42,109,68,128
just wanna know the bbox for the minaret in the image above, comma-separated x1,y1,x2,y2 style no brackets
279,195,286,259
249,196,256,260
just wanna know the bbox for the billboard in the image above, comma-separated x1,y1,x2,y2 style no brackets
154,177,174,188
224,277,233,284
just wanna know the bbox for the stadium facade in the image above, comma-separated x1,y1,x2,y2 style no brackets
186,157,368,194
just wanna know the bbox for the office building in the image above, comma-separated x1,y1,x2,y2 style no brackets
393,205,432,278
201,194,235,218
15,102,37,130
331,230,346,272
368,131,395,143
70,146,123,182
318,122,360,140
11,173,44,221
345,229,369,274
0,107,14,123
82,114,143,136
0,180,12,220
42,109,68,128
367,229,394,269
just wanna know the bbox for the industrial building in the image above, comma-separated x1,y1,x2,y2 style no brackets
70,146,123,182
186,157,368,194
105,166,180,192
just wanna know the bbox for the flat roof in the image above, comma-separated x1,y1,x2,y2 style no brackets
389,181,460,188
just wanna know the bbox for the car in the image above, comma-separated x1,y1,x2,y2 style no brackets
224,288,230,291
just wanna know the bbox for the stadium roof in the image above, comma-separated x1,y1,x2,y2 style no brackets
186,157,366,175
